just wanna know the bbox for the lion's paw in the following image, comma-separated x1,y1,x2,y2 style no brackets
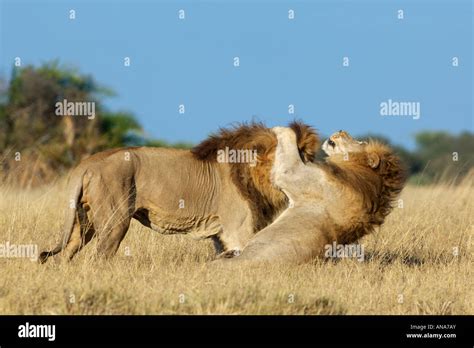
216,248,242,259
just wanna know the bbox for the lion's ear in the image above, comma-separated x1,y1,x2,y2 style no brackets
367,153,380,169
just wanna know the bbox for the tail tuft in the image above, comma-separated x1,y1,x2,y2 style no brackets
38,251,51,264
38,247,62,264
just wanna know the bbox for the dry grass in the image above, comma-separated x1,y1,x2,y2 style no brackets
0,176,472,315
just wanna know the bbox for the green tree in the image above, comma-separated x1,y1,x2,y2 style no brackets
412,131,474,183
100,111,143,148
0,62,143,186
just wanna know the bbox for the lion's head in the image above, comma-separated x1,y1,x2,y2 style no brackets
321,131,407,242
322,130,367,156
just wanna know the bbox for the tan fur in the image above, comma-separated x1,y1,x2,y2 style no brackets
221,128,406,264
39,121,319,263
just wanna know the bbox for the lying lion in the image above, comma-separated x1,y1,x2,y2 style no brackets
39,122,319,263
220,127,406,264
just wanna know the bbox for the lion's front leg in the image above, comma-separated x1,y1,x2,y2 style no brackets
271,127,305,189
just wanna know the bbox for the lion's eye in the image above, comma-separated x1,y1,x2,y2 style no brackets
328,139,336,148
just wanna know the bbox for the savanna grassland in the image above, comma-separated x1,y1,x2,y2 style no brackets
0,176,472,315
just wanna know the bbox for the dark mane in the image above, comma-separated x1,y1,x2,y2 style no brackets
191,121,319,163
191,122,270,161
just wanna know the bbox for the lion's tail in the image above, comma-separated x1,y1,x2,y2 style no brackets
38,171,85,264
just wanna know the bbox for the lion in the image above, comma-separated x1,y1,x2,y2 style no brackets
38,121,320,263
219,127,406,264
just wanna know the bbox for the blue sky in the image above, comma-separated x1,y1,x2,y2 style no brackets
0,0,472,149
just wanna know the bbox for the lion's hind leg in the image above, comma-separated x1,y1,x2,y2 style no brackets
95,219,131,259
91,196,134,259
62,204,95,261
38,203,95,263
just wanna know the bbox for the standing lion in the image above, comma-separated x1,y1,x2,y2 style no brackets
39,122,319,263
